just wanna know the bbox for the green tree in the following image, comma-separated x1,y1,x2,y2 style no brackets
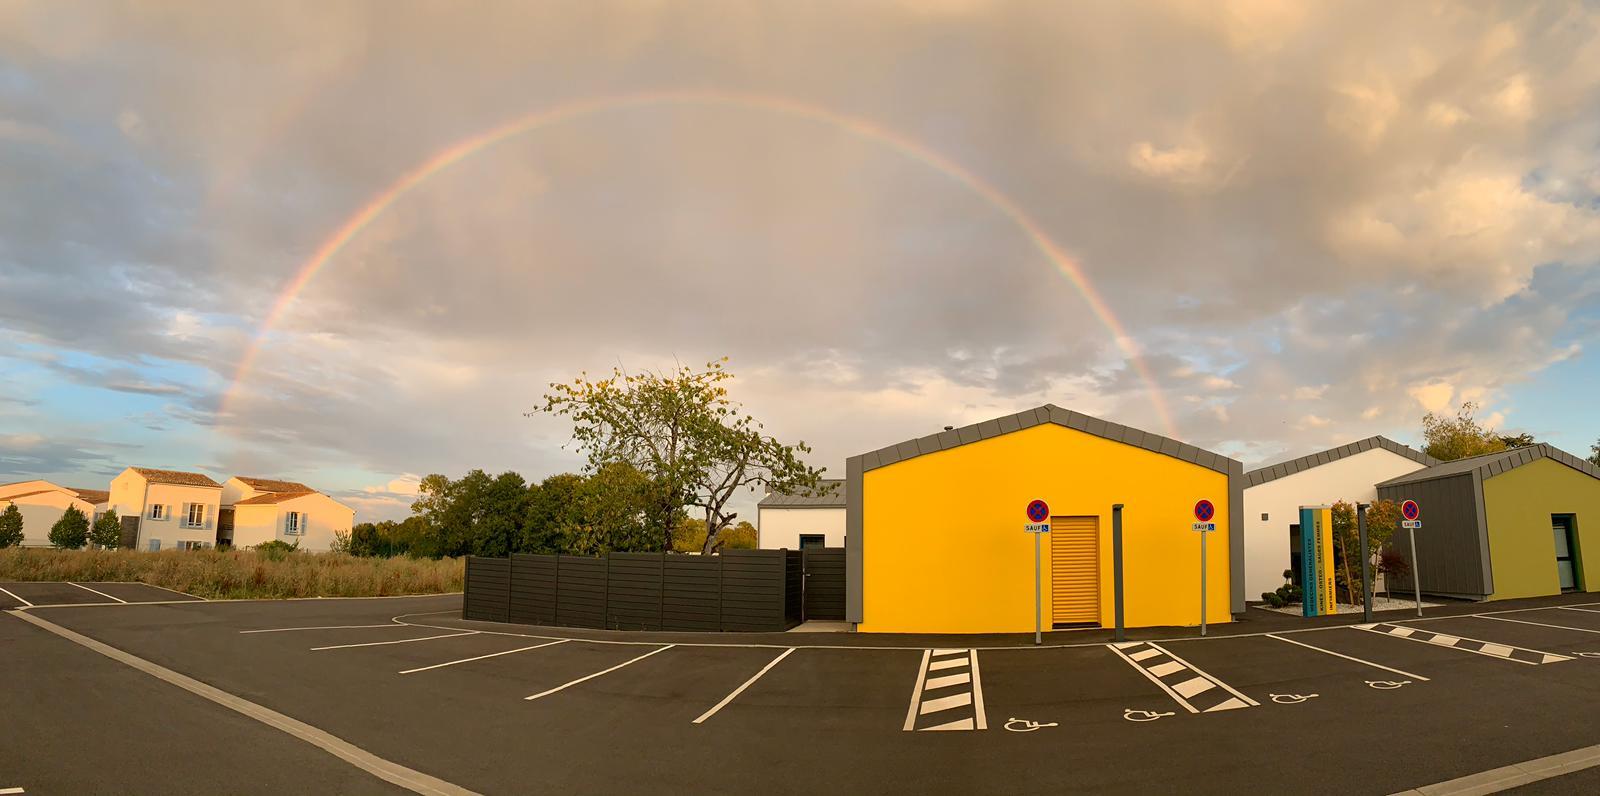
673,517,758,552
1421,402,1508,461
49,505,90,549
564,462,661,554
522,474,583,553
1589,438,1600,468
1498,432,1536,449
538,358,825,555
90,509,122,549
0,504,23,548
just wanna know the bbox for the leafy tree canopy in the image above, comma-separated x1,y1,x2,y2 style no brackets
1422,402,1509,462
538,358,825,554
0,504,23,548
49,505,90,550
90,508,122,549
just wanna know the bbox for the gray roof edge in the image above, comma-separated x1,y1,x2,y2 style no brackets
854,405,1234,475
1246,435,1436,489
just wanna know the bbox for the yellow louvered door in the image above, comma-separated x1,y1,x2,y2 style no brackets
1050,516,1100,626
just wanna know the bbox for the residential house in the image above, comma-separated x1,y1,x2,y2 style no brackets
222,476,355,552
108,467,224,551
757,479,846,550
0,480,101,547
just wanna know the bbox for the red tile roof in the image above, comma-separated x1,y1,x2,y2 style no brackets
234,476,313,493
130,468,222,488
70,488,110,504
234,491,317,506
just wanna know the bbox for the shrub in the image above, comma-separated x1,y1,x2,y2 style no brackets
252,539,300,560
0,547,464,599
90,509,122,549
0,505,22,548
49,506,90,549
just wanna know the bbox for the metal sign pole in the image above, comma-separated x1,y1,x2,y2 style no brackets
1034,530,1043,645
1357,503,1371,624
1199,527,1208,637
1112,504,1125,643
1409,525,1422,617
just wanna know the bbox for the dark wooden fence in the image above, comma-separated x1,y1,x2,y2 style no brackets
463,549,811,632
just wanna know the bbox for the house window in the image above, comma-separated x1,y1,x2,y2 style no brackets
176,540,209,551
150,504,166,520
185,503,206,528
799,534,826,550
285,512,302,535
1261,513,1269,522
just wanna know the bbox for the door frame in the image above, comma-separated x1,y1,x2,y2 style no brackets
1553,514,1583,592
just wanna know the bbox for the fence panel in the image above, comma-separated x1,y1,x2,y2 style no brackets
802,548,847,621
607,552,665,631
662,556,722,631
463,556,511,623
720,550,787,632
556,555,607,629
509,553,558,626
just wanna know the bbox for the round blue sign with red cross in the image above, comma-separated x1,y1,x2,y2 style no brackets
1402,500,1420,521
1026,499,1050,523
1194,499,1215,523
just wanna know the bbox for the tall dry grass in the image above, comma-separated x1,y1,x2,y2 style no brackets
0,548,463,599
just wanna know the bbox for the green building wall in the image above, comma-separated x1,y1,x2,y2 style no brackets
1483,458,1600,600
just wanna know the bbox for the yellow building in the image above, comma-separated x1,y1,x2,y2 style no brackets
845,405,1243,633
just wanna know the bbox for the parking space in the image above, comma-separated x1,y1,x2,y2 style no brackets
14,594,1600,794
0,580,202,607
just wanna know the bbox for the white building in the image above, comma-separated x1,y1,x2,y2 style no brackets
222,476,355,552
0,481,105,547
108,467,225,551
757,479,845,550
1242,437,1436,600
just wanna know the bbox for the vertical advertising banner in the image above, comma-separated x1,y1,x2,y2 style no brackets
1299,506,1337,617
1299,507,1319,618
1315,506,1336,615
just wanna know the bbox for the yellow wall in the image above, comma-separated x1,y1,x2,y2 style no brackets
858,423,1231,633
1483,458,1600,600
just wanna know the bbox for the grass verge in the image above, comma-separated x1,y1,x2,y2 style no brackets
0,548,463,599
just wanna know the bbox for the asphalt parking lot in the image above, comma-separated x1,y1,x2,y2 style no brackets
0,579,204,608
9,592,1600,794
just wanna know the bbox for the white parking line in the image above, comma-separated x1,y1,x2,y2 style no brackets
132,582,208,600
67,582,126,603
311,631,477,651
693,647,795,724
968,650,987,731
902,649,933,730
1265,634,1430,681
1480,615,1600,635
400,639,570,674
240,624,405,634
524,645,675,701
0,587,33,607
1354,624,1570,665
1560,606,1600,615
0,786,24,794
1148,643,1260,707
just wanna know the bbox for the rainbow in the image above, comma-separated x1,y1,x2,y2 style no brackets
222,90,1175,436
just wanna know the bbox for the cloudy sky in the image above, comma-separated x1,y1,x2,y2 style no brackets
3,1,1599,521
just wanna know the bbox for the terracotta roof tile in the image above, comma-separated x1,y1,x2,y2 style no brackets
234,491,317,506
130,467,222,488
70,488,110,504
234,476,313,493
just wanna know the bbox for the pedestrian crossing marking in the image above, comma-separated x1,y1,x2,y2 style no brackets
905,649,987,731
1356,623,1573,665
1106,641,1259,715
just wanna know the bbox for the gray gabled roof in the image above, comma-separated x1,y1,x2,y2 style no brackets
1244,436,1437,488
1376,443,1600,488
847,404,1238,475
759,479,846,509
